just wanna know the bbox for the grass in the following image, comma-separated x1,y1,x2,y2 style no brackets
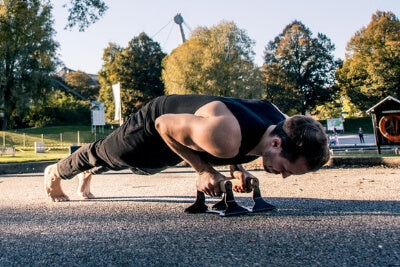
1,125,113,148
19,125,92,134
0,150,69,164
0,125,114,164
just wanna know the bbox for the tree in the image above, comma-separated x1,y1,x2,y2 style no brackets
262,21,338,115
337,11,400,112
24,90,90,127
61,0,108,31
162,21,264,99
98,33,166,121
0,0,58,130
97,42,121,121
64,70,99,100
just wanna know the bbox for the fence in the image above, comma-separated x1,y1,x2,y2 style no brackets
0,129,114,150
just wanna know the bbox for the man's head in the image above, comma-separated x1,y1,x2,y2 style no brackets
263,115,329,177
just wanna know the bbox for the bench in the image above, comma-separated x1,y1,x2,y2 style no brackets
0,146,16,156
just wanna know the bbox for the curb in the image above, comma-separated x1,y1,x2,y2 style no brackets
0,161,56,175
326,157,400,168
230,157,400,171
0,156,399,175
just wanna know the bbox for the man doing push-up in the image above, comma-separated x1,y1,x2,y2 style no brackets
44,94,330,202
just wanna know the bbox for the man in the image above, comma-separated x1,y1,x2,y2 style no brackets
44,94,330,202
358,127,365,143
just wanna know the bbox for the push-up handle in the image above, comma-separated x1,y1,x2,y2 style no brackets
185,177,275,216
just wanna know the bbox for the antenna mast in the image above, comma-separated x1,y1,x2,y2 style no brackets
174,13,186,43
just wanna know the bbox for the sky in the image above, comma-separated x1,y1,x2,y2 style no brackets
52,0,400,75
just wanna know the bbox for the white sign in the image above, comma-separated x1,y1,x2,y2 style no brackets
326,118,344,131
91,101,105,126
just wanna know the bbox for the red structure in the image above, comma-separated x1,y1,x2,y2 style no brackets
367,96,400,154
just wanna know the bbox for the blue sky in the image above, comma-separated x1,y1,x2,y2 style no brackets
53,0,400,74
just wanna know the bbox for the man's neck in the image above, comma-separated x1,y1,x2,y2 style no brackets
247,125,276,156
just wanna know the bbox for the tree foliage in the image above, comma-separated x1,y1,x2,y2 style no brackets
336,11,400,112
98,33,166,121
97,42,120,121
162,21,264,99
24,90,90,127
61,0,108,31
0,0,58,129
262,21,337,115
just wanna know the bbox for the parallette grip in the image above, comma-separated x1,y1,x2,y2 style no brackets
219,180,233,193
224,177,260,193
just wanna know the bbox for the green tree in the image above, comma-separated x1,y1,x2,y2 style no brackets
0,0,58,130
162,21,264,99
64,70,99,100
337,11,400,112
262,21,337,115
98,33,166,121
98,42,121,121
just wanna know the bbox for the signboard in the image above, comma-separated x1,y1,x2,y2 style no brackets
326,118,344,131
91,101,105,126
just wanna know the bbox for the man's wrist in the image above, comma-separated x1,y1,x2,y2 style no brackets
198,164,215,175
230,164,243,171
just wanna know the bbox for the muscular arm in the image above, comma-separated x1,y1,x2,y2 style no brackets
155,101,241,196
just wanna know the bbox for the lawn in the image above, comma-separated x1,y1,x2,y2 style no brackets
0,150,69,164
1,125,114,148
0,125,114,164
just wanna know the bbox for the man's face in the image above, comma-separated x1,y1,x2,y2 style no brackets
262,148,309,178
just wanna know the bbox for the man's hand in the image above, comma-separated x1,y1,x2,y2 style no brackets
196,169,227,197
230,164,256,193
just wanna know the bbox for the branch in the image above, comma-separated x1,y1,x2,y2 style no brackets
62,0,108,31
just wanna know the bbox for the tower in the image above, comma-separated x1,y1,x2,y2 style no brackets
174,13,186,43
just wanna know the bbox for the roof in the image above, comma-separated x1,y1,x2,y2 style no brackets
367,96,400,113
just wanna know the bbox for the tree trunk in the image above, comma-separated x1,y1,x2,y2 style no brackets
1,116,8,131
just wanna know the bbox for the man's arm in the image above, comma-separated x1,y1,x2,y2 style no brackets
230,164,257,193
154,102,241,196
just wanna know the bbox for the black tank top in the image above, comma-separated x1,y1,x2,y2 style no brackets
146,94,285,165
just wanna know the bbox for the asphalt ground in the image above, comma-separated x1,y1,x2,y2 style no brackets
0,166,399,266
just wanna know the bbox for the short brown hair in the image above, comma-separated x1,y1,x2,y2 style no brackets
270,115,329,171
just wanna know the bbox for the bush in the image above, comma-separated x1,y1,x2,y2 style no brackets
23,90,91,127
342,117,374,134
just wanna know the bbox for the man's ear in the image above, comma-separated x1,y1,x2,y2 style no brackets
272,136,282,148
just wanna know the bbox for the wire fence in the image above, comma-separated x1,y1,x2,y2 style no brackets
0,129,114,150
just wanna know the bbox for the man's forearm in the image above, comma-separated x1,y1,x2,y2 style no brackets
157,130,214,174
230,164,247,174
156,114,226,196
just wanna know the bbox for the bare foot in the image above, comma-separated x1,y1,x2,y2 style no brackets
44,164,70,202
77,171,95,200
